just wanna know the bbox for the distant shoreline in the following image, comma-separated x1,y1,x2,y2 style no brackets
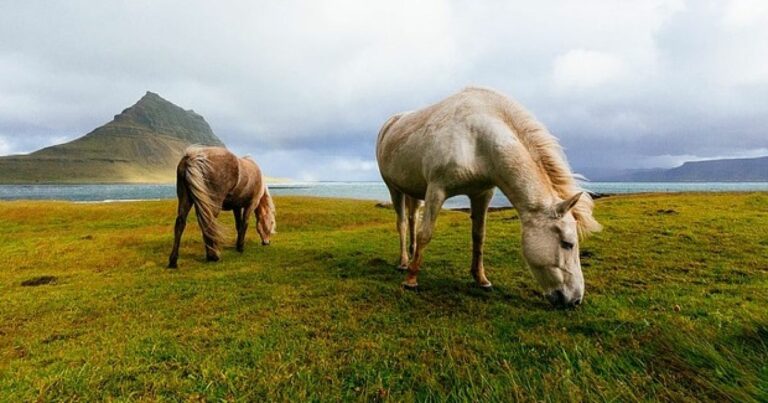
1,183,767,209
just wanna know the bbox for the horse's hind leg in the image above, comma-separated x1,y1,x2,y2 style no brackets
197,205,223,262
386,186,409,270
403,185,446,288
168,192,193,268
233,208,245,252
406,196,421,257
469,190,494,288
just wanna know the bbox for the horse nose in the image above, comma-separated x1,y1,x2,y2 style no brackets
546,290,581,309
546,290,566,307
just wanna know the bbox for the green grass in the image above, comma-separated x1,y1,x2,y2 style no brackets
1,193,767,401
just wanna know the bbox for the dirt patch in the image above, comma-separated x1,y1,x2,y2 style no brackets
656,209,678,215
21,275,58,287
42,333,70,344
13,345,28,358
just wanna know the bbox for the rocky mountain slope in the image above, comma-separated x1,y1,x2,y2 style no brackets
0,92,224,183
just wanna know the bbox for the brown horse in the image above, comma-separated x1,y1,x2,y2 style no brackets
168,146,276,268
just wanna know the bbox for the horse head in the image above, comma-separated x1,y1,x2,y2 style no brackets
520,192,585,308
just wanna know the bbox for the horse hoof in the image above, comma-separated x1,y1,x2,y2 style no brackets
236,247,244,253
167,263,178,269
401,281,419,290
478,282,493,290
206,255,220,262
397,264,409,271
261,240,270,246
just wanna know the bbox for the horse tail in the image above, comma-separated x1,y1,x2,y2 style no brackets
375,113,404,160
181,148,223,247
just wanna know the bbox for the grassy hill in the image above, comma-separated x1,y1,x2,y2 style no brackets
0,92,224,183
0,193,766,400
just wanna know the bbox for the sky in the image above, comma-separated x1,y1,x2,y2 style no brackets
0,0,766,180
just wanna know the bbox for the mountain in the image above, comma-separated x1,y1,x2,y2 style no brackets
587,156,768,182
0,92,224,183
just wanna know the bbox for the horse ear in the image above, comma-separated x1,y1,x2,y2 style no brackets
556,192,582,216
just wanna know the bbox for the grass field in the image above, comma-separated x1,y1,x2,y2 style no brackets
1,193,766,401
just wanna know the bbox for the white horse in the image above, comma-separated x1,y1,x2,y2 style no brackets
376,87,601,308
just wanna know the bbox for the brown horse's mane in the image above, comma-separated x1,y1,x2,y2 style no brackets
468,87,602,237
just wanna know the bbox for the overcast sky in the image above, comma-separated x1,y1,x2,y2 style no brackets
1,0,766,180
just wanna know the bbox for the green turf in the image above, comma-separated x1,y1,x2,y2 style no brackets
1,193,766,401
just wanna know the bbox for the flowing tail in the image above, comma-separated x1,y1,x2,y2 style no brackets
180,148,223,250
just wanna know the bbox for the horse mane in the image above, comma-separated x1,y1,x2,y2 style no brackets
471,87,602,237
257,186,276,234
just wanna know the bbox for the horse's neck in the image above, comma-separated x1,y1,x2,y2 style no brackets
492,146,556,216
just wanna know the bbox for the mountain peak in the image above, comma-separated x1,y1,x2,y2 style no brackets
108,91,223,146
0,92,226,183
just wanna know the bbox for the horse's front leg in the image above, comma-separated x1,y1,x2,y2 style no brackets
403,186,446,288
470,190,494,288
233,208,245,252
168,194,192,268
244,203,259,246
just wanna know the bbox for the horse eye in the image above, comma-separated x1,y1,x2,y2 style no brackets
560,240,574,250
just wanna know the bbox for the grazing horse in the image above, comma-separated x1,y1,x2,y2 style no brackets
168,146,276,268
376,87,601,308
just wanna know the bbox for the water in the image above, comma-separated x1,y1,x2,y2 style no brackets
1,182,766,208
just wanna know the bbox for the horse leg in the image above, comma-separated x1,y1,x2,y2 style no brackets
168,192,192,268
387,187,409,270
243,202,258,246
406,196,420,257
234,208,245,252
403,185,446,288
470,190,494,288
199,205,222,262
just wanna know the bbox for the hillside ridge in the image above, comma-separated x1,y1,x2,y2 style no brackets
0,92,224,183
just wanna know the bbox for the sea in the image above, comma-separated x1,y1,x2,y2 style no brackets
1,182,767,209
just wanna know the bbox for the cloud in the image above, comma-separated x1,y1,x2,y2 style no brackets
0,136,11,155
254,149,378,181
0,0,766,179
722,0,768,28
552,50,626,90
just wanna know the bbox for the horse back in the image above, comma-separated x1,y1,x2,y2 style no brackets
222,157,264,209
376,88,518,197
178,146,240,203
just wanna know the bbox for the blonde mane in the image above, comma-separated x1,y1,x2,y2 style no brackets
473,87,602,237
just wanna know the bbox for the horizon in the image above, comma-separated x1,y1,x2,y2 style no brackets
1,1,767,180
1,88,766,178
